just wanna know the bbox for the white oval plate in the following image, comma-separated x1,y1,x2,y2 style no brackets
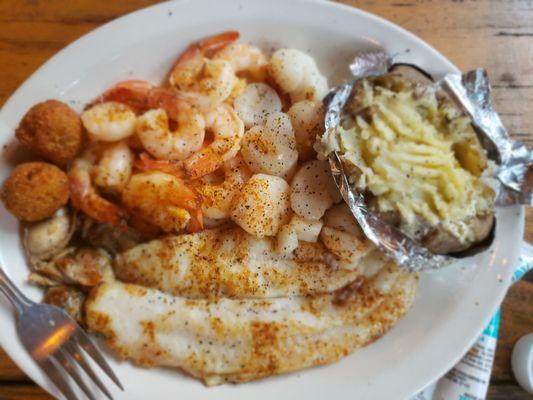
0,1,523,399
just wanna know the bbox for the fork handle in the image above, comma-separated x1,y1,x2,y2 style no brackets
0,267,32,312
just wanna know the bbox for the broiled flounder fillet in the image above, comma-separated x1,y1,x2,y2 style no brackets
114,227,373,298
86,263,417,385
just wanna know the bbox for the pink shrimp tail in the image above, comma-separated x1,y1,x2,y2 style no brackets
183,147,224,180
69,171,125,227
100,80,154,113
197,30,240,57
135,152,185,178
169,31,240,88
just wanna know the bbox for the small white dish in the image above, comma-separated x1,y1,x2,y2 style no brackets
0,0,523,399
512,333,533,394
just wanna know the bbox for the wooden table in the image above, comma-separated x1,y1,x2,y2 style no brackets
0,1,532,399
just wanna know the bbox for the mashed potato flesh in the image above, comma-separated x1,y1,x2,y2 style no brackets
336,79,495,243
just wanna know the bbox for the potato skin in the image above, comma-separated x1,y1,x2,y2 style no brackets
2,162,70,221
15,100,83,167
373,205,495,254
421,213,495,254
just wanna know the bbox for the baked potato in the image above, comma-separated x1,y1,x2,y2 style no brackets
322,71,497,254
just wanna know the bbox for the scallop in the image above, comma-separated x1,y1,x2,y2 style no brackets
276,223,299,254
290,160,339,220
289,214,323,243
234,83,282,128
287,100,325,161
230,173,291,237
269,49,310,93
320,226,373,270
268,48,329,102
240,112,298,178
323,203,364,238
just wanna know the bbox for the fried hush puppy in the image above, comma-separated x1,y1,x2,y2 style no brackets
2,162,70,221
15,100,83,167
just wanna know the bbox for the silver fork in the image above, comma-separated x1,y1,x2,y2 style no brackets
0,267,123,400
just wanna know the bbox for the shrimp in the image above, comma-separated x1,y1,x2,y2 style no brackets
135,152,251,220
99,86,207,162
234,82,282,128
195,156,252,219
287,100,325,161
137,88,244,179
169,31,239,89
135,152,185,178
81,102,137,142
183,103,244,179
240,112,298,178
178,59,238,110
136,105,205,161
92,141,134,194
99,80,154,113
69,147,127,227
213,43,268,82
169,31,239,108
268,48,329,102
225,77,248,107
230,173,291,238
122,171,203,233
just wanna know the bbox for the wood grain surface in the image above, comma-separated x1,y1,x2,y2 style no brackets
0,1,532,399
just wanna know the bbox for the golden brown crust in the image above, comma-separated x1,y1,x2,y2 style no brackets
15,99,84,167
2,162,69,221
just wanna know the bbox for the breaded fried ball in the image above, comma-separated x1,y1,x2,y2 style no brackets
2,162,70,221
15,100,83,167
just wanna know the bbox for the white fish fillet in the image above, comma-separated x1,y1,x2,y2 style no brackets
114,227,373,298
86,263,417,385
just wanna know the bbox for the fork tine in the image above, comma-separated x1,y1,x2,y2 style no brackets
65,340,114,400
53,349,97,400
73,329,124,390
36,357,78,400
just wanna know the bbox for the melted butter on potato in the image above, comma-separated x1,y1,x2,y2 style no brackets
327,76,496,246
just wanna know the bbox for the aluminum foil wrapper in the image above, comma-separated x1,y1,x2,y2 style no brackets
442,70,533,205
323,51,532,272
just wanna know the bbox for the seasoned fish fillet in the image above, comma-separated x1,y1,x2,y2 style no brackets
86,263,417,385
114,227,373,298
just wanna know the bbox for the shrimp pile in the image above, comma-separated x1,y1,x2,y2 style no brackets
1,31,418,384
67,30,333,242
